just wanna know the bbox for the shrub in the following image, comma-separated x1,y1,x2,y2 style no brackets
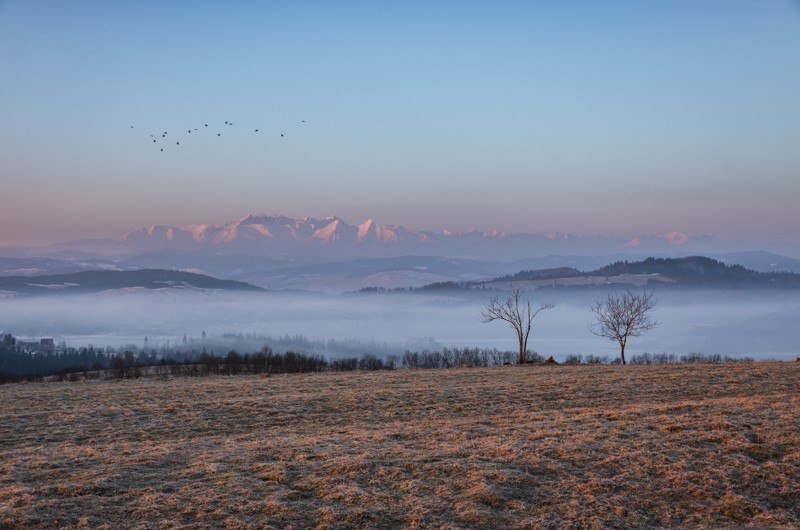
330,357,358,371
358,353,393,371
109,351,140,379
585,354,610,365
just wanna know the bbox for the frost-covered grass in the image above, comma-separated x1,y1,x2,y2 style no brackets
1,363,799,528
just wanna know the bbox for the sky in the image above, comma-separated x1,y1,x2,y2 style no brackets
1,1,799,246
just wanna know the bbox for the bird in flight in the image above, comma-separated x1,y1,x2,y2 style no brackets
141,116,310,153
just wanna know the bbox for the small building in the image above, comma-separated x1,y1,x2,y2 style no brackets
19,338,55,355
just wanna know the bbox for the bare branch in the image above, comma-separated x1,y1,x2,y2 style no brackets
589,289,657,365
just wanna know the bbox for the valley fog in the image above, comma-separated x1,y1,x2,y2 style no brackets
1,288,798,361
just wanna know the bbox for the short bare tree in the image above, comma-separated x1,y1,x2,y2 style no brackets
590,289,658,365
481,285,553,364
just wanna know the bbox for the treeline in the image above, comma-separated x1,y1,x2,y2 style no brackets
336,348,546,370
0,331,531,382
562,352,754,365
146,348,330,379
0,334,109,382
0,332,757,384
399,348,542,369
0,334,339,382
106,348,534,379
0,331,402,382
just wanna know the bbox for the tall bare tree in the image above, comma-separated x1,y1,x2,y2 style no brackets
589,289,658,365
481,285,553,364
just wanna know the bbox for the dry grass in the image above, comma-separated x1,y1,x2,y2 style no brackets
1,362,799,529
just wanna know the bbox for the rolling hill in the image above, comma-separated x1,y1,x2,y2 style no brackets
420,256,800,291
0,269,263,296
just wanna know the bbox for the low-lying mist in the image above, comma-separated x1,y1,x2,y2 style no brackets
1,288,798,361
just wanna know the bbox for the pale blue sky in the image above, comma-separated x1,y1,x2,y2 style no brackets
1,1,799,245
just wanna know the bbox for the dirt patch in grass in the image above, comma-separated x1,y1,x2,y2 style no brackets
1,362,799,528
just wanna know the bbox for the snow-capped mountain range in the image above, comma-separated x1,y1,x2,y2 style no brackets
122,215,421,250
41,213,782,260
3,214,798,291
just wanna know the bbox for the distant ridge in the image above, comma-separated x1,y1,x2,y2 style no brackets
419,256,800,291
591,256,780,285
0,269,263,296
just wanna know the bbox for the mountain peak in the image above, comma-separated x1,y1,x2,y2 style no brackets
357,219,376,242
312,217,350,243
660,232,690,245
356,218,399,243
123,225,177,242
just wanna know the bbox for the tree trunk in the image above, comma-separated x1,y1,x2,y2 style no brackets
620,343,626,365
518,333,525,364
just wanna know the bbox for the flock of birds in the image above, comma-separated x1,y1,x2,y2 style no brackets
130,120,306,152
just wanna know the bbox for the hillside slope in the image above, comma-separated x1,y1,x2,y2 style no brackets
0,363,797,528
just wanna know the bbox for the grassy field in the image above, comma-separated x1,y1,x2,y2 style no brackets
1,362,799,529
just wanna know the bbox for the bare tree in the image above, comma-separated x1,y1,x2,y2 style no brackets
480,285,553,364
590,289,658,365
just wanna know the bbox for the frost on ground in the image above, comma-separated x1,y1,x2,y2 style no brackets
1,363,798,528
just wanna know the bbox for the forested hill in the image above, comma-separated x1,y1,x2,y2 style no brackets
446,256,800,290
590,257,776,285
0,269,263,296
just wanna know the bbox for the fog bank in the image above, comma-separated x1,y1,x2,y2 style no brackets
1,288,798,361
